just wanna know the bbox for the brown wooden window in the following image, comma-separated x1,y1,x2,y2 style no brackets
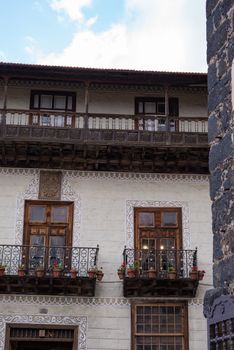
24,201,73,270
134,97,179,132
29,90,76,128
132,302,188,350
134,208,182,275
135,97,179,116
30,90,76,112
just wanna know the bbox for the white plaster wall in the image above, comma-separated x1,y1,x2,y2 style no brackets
4,85,207,118
0,169,212,350
179,93,207,118
0,299,130,350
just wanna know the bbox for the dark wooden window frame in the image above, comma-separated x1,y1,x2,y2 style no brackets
23,200,74,247
131,300,189,350
30,90,76,112
134,207,183,251
5,323,78,350
135,97,179,117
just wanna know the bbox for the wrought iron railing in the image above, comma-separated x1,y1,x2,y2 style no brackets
0,245,99,277
0,109,208,133
123,248,197,278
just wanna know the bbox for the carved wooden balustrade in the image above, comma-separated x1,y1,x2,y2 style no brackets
0,244,99,296
0,109,209,173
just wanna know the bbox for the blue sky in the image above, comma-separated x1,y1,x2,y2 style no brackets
0,0,207,72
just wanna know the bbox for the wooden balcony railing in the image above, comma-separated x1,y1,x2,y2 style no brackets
0,244,99,277
0,109,208,133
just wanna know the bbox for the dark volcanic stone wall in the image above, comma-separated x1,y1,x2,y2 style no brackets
207,0,234,287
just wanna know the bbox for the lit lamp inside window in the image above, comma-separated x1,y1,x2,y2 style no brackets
160,245,164,250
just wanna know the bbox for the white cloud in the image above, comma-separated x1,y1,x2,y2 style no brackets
34,0,206,72
0,50,7,61
50,0,92,23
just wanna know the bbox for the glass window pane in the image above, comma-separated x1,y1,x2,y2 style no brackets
157,102,165,114
49,236,65,268
145,102,156,114
29,206,46,223
161,212,177,226
51,207,68,223
138,102,144,113
41,95,53,109
40,115,51,126
139,212,155,227
29,235,45,268
67,96,73,110
54,95,66,109
54,115,65,127
33,94,39,108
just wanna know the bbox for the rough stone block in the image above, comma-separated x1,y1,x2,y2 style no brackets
209,167,222,200
213,230,223,260
206,0,220,17
208,113,221,143
207,20,228,62
208,61,217,92
214,254,234,286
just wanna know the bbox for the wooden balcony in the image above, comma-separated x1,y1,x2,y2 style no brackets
122,248,200,298
0,245,99,296
0,109,209,173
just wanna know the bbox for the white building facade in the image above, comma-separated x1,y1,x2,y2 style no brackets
0,63,212,350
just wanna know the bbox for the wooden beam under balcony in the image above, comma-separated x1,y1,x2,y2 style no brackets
0,275,96,296
123,277,198,298
0,110,209,173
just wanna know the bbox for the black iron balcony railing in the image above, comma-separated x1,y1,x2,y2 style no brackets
123,248,197,279
122,248,199,297
0,109,208,133
0,244,99,277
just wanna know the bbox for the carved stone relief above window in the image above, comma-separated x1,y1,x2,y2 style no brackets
39,171,62,200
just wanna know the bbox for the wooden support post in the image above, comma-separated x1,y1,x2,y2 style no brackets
84,81,90,131
1,76,9,131
164,85,169,132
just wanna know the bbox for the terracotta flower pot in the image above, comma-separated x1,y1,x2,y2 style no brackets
0,267,5,277
189,271,198,280
88,270,96,279
96,271,104,281
36,269,45,278
168,271,177,280
18,269,26,277
70,269,77,279
127,269,137,278
198,271,205,280
52,269,62,278
117,270,125,280
147,269,157,279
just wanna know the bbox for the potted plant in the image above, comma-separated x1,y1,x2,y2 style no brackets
35,265,45,278
88,266,97,279
168,266,177,279
147,266,157,279
189,265,198,280
52,260,63,278
127,261,139,278
198,270,205,281
117,262,126,280
0,264,6,277
70,268,78,279
96,267,104,281
18,265,26,277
